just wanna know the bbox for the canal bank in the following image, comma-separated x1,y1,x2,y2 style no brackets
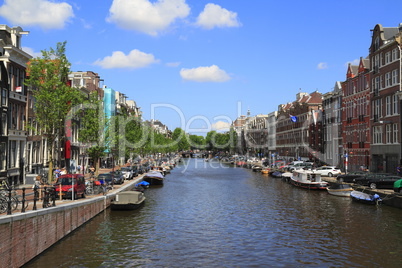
0,176,142,268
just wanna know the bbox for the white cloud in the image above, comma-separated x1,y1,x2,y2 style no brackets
196,3,241,30
22,46,42,58
211,121,231,132
180,65,231,82
107,0,190,36
317,62,328,70
93,49,160,69
0,0,74,30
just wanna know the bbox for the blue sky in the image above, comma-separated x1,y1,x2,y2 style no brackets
1,0,402,135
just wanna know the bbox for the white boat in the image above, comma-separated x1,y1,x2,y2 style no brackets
111,191,146,211
290,170,328,190
326,183,353,197
350,190,382,205
143,170,165,185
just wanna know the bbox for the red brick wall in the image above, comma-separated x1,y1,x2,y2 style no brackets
0,196,111,268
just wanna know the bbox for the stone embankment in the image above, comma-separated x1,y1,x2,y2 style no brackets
0,171,142,268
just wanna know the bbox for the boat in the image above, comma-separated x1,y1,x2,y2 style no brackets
261,168,270,174
281,172,293,183
111,191,146,211
350,190,382,205
326,183,353,197
134,181,150,192
290,170,328,190
143,170,164,185
252,165,262,172
270,170,283,178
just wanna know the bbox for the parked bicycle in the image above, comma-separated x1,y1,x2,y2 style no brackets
42,186,56,208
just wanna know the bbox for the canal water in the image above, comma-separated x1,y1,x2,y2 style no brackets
25,158,402,267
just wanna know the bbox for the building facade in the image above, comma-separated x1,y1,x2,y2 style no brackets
322,82,343,168
369,24,402,173
341,57,371,172
0,25,30,185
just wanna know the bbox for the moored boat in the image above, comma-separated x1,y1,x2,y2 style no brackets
111,191,146,211
290,170,328,190
261,168,270,174
270,170,283,178
350,190,382,205
143,170,165,185
326,183,353,197
252,165,262,172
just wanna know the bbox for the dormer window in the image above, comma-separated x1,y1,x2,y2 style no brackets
374,36,380,51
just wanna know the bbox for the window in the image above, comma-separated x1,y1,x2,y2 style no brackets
0,142,5,171
374,37,380,51
393,94,399,115
9,140,16,168
393,124,398,143
1,88,7,106
385,52,391,64
373,126,383,144
386,124,392,143
386,96,391,116
1,113,6,135
392,69,399,85
392,48,399,61
385,72,391,87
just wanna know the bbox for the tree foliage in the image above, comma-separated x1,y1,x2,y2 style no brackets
25,41,82,180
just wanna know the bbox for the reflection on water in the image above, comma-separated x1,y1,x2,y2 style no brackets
25,158,402,267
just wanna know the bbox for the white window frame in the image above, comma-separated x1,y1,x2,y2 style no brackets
386,124,392,143
393,94,399,115
385,51,391,65
392,69,399,85
386,96,391,116
393,124,398,143
385,72,391,87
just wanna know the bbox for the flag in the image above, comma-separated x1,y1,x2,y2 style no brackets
290,114,297,123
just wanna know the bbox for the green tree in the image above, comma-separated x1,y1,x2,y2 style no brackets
75,91,107,176
172,128,190,152
25,41,81,181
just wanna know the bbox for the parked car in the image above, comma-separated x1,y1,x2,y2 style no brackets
336,171,368,183
366,175,402,189
54,174,86,199
120,167,134,180
393,179,402,193
97,173,114,185
110,171,125,184
312,166,341,177
130,166,139,177
353,173,391,186
288,162,314,172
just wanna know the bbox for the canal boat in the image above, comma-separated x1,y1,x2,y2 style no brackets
252,165,262,172
143,170,164,185
350,190,382,205
281,172,293,183
326,183,353,197
270,170,283,178
261,168,270,174
290,170,328,190
111,191,146,211
134,181,150,192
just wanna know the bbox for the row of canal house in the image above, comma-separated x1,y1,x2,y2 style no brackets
0,24,145,187
234,23,402,173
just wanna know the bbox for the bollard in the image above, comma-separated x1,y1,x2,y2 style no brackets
33,186,38,210
7,187,12,215
52,186,56,207
21,188,26,213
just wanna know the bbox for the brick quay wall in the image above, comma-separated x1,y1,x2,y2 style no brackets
0,178,141,268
